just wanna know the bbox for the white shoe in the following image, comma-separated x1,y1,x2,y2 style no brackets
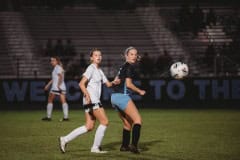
59,137,66,153
91,147,108,153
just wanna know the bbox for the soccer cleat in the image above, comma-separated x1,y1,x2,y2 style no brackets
91,147,108,153
59,118,69,122
59,137,66,153
120,145,130,152
129,144,140,154
41,117,51,121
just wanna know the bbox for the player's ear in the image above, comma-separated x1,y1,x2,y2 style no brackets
137,55,141,61
90,56,94,62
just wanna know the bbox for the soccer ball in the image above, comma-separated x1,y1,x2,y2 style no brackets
170,62,189,79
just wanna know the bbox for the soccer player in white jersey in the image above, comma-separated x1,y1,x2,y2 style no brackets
42,56,69,121
59,48,119,153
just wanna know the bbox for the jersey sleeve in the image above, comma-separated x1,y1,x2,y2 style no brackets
83,65,94,80
56,65,63,75
100,69,108,84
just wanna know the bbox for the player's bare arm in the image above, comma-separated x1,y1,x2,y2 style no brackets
57,73,63,90
125,78,146,96
105,77,121,87
44,80,53,91
79,76,91,104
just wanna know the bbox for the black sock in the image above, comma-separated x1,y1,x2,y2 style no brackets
132,124,141,147
122,129,130,147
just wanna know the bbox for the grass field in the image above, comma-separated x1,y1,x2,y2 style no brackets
0,108,240,160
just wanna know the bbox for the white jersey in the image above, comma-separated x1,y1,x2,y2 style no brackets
83,63,108,104
51,65,66,92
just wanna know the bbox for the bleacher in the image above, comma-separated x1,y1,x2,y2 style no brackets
22,6,158,78
0,11,51,78
0,13,19,78
157,4,239,76
0,3,239,78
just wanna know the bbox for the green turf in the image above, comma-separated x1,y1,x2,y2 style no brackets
0,109,240,160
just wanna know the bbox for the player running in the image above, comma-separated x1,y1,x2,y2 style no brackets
59,48,119,153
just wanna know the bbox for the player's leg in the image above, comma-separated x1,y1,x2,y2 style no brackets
124,100,142,125
118,110,132,151
59,112,96,153
111,93,133,151
124,100,142,153
91,107,108,153
59,93,69,121
62,112,95,142
42,93,55,121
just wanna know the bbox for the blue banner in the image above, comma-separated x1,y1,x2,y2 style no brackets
0,78,240,107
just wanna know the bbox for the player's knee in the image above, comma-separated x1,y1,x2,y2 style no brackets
61,100,66,104
85,124,95,131
133,116,142,125
60,97,66,104
100,118,109,126
123,124,132,130
123,121,132,130
48,98,53,103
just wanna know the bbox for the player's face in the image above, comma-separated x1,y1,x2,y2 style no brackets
50,58,57,66
126,49,138,64
91,51,102,65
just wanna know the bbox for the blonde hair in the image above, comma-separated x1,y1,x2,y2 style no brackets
123,46,141,61
124,46,136,55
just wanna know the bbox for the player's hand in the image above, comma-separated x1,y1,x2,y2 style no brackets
44,86,49,91
139,90,146,96
112,78,121,85
84,94,91,104
57,86,63,94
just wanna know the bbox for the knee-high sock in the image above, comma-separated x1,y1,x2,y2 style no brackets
62,103,69,119
122,128,130,147
132,124,141,147
92,124,107,149
63,126,88,143
47,103,53,118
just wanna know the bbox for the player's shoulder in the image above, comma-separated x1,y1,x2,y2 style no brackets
121,62,130,68
54,65,61,70
55,64,61,68
123,62,134,70
84,64,96,75
86,64,95,70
